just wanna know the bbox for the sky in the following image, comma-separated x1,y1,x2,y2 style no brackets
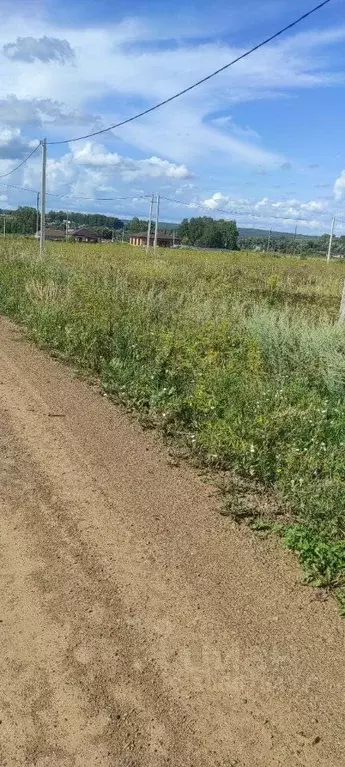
0,0,345,234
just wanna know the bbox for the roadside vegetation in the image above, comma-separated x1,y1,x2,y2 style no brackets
1,238,345,599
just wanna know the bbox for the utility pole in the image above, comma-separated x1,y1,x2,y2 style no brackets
65,213,69,242
2,215,5,238
153,194,160,253
121,228,125,243
146,194,154,253
36,192,40,236
173,229,175,247
40,138,47,257
266,229,272,253
293,223,298,255
339,279,345,323
327,216,336,262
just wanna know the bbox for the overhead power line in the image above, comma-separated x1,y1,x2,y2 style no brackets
45,191,151,202
46,0,331,146
0,178,151,205
0,180,39,194
0,179,339,226
0,143,40,179
0,179,336,225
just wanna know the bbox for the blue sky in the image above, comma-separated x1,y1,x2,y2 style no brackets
0,0,345,233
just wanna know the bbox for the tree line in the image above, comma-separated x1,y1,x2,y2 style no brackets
0,207,239,249
239,232,345,257
0,206,125,237
1,206,343,257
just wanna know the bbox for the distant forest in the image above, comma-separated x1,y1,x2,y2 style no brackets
238,230,345,257
1,205,343,256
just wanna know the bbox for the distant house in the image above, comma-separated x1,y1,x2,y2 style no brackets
129,231,180,248
35,229,65,241
72,228,101,243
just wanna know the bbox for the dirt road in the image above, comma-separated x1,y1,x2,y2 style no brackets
0,315,344,767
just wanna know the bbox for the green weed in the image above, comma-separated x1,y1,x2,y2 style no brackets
1,239,345,599
283,525,345,587
335,590,345,616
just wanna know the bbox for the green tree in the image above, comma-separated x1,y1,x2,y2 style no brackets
178,216,239,249
9,206,37,235
125,217,148,233
218,219,239,250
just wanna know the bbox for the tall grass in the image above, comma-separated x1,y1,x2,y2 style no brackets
2,238,345,588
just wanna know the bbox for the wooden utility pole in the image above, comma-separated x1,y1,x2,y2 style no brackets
153,195,160,253
267,229,272,253
40,138,47,257
36,191,40,236
146,194,154,253
327,216,335,262
339,279,345,323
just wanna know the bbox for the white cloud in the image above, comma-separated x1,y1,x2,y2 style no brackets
174,182,196,196
20,142,192,206
121,105,283,168
3,36,75,64
200,192,331,230
300,200,329,213
0,95,100,131
70,142,192,181
211,115,261,142
0,127,37,160
1,14,343,172
202,192,232,211
334,170,345,201
0,10,344,219
279,25,345,54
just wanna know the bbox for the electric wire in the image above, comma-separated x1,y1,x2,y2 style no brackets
46,1,332,146
0,143,41,179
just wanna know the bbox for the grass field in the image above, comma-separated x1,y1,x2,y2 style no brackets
1,238,345,599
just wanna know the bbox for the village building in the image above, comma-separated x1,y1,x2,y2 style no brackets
129,231,180,248
72,228,101,243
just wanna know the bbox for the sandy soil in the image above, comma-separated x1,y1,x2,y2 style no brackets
0,315,344,767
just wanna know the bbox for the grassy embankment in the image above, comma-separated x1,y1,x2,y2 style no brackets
1,238,345,601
